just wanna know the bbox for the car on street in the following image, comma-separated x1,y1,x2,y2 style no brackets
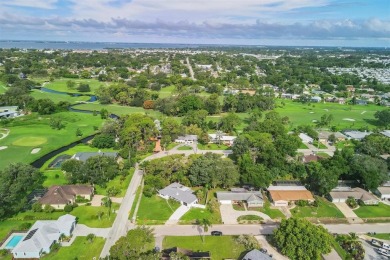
377,248,390,257
211,231,223,236
372,239,383,247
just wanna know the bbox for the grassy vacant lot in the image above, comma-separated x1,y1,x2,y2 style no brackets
73,103,163,117
30,89,89,104
43,169,68,187
291,197,344,218
137,195,180,225
275,99,384,129
179,207,222,224
163,236,246,260
0,112,103,170
354,203,390,218
44,78,109,94
95,168,134,197
197,143,230,150
158,85,176,98
42,237,104,259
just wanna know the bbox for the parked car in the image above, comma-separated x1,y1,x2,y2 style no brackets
211,231,223,236
371,239,382,247
260,248,268,254
377,248,390,257
383,243,390,250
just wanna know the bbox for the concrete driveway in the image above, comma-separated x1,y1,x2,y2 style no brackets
91,195,123,207
255,235,289,260
165,205,190,225
333,202,363,223
219,204,271,224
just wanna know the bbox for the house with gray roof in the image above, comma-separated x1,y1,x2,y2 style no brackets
158,183,198,207
71,151,118,162
216,191,264,207
12,214,76,259
299,133,313,144
329,187,378,205
343,130,372,140
174,135,198,144
242,249,272,260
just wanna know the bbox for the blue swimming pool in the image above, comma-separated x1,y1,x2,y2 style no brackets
5,235,24,249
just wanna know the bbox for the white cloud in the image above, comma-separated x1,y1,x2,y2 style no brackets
0,0,58,9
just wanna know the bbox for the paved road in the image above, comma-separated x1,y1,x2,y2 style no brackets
360,238,388,260
186,57,195,80
99,165,143,258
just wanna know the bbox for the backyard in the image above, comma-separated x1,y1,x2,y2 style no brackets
163,236,246,260
42,236,104,259
354,202,390,218
136,195,180,225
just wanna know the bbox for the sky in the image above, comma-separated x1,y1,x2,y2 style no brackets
0,0,389,47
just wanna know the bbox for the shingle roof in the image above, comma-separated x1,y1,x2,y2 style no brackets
378,186,390,195
216,191,263,202
38,185,93,205
329,187,378,202
242,249,272,260
268,186,314,201
158,183,197,204
72,151,118,162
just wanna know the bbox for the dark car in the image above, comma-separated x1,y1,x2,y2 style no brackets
211,231,223,236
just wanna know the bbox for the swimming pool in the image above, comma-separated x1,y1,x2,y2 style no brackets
5,235,24,249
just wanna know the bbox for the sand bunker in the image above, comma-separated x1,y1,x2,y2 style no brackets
361,111,366,114
0,146,8,151
309,112,314,114
343,118,355,121
31,148,41,154
324,109,329,111
312,120,318,122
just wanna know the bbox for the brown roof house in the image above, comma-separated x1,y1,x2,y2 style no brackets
38,185,93,209
268,182,314,207
329,186,378,205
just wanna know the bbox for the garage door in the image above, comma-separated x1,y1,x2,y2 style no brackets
219,200,232,204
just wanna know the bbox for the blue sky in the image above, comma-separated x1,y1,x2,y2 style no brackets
0,0,389,47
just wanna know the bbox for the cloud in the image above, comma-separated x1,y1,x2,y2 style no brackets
0,0,58,9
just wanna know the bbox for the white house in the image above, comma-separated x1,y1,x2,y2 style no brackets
299,133,313,144
376,183,390,200
0,106,20,119
329,187,378,205
174,135,198,144
343,130,372,140
208,134,237,146
158,183,198,207
12,214,76,259
216,191,264,207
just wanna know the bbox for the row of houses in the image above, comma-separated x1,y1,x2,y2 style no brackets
300,129,390,144
174,134,237,146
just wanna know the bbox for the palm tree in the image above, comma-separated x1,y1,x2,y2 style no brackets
215,130,223,146
197,218,212,243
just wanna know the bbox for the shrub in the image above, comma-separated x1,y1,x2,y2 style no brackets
0,249,8,256
296,200,309,207
23,215,34,220
77,83,91,92
44,204,55,213
32,202,43,212
346,197,358,209
18,222,32,230
64,204,73,213
143,185,154,197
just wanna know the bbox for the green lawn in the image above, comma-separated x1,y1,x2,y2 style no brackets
179,207,222,224
299,143,309,149
0,220,28,242
369,233,390,240
291,197,345,218
258,201,285,219
136,195,180,225
44,78,109,94
197,143,230,150
73,103,163,117
177,145,193,150
30,89,89,104
275,99,384,129
42,237,104,259
163,236,246,260
0,112,103,170
158,85,175,98
354,202,390,218
43,169,68,187
0,82,7,94
130,186,142,220
95,168,134,197
312,140,328,149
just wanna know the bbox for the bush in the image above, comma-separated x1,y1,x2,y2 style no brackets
32,202,43,212
18,222,32,230
143,185,154,197
23,215,34,220
77,83,91,92
44,204,55,213
64,204,73,213
346,197,358,209
92,134,115,148
0,249,8,256
296,200,309,207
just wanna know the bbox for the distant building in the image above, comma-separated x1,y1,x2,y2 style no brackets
174,135,198,144
311,96,322,103
0,106,20,119
355,99,368,105
208,134,236,146
299,133,313,144
343,130,372,140
329,186,378,205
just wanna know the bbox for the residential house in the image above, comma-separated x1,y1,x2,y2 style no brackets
38,185,93,209
355,99,368,105
71,151,119,162
216,191,264,207
267,182,314,207
318,131,347,143
302,154,320,163
12,214,76,259
299,133,313,144
375,182,390,200
328,186,378,205
208,134,236,146
174,135,198,144
0,106,20,119
311,96,322,103
242,249,272,260
162,247,211,259
158,183,198,207
343,130,372,140
338,98,346,105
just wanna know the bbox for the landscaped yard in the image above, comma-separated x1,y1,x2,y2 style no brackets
177,145,193,150
291,197,345,219
179,207,222,224
0,112,103,170
354,202,390,218
258,201,285,219
73,103,163,117
42,236,104,259
42,169,68,187
299,142,308,149
136,195,180,225
95,168,134,197
163,236,246,260
275,99,385,129
197,143,230,150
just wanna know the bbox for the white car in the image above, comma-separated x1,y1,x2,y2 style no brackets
377,248,390,257
383,243,390,250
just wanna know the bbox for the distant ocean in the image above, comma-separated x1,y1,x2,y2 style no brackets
0,40,229,50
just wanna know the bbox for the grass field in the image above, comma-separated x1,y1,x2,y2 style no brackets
275,99,384,129
0,112,103,170
95,168,134,197
177,145,193,150
163,236,246,260
43,169,68,187
30,89,89,104
197,143,230,150
179,207,222,224
73,103,164,117
354,203,390,218
291,197,345,218
259,200,285,219
0,82,7,94
369,233,390,240
136,195,180,225
44,78,109,94
42,237,104,259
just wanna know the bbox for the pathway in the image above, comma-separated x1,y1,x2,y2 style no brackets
91,195,123,207
219,204,271,224
279,206,292,218
333,202,364,223
99,165,143,258
0,128,10,140
186,57,195,80
165,205,190,225
62,224,110,247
